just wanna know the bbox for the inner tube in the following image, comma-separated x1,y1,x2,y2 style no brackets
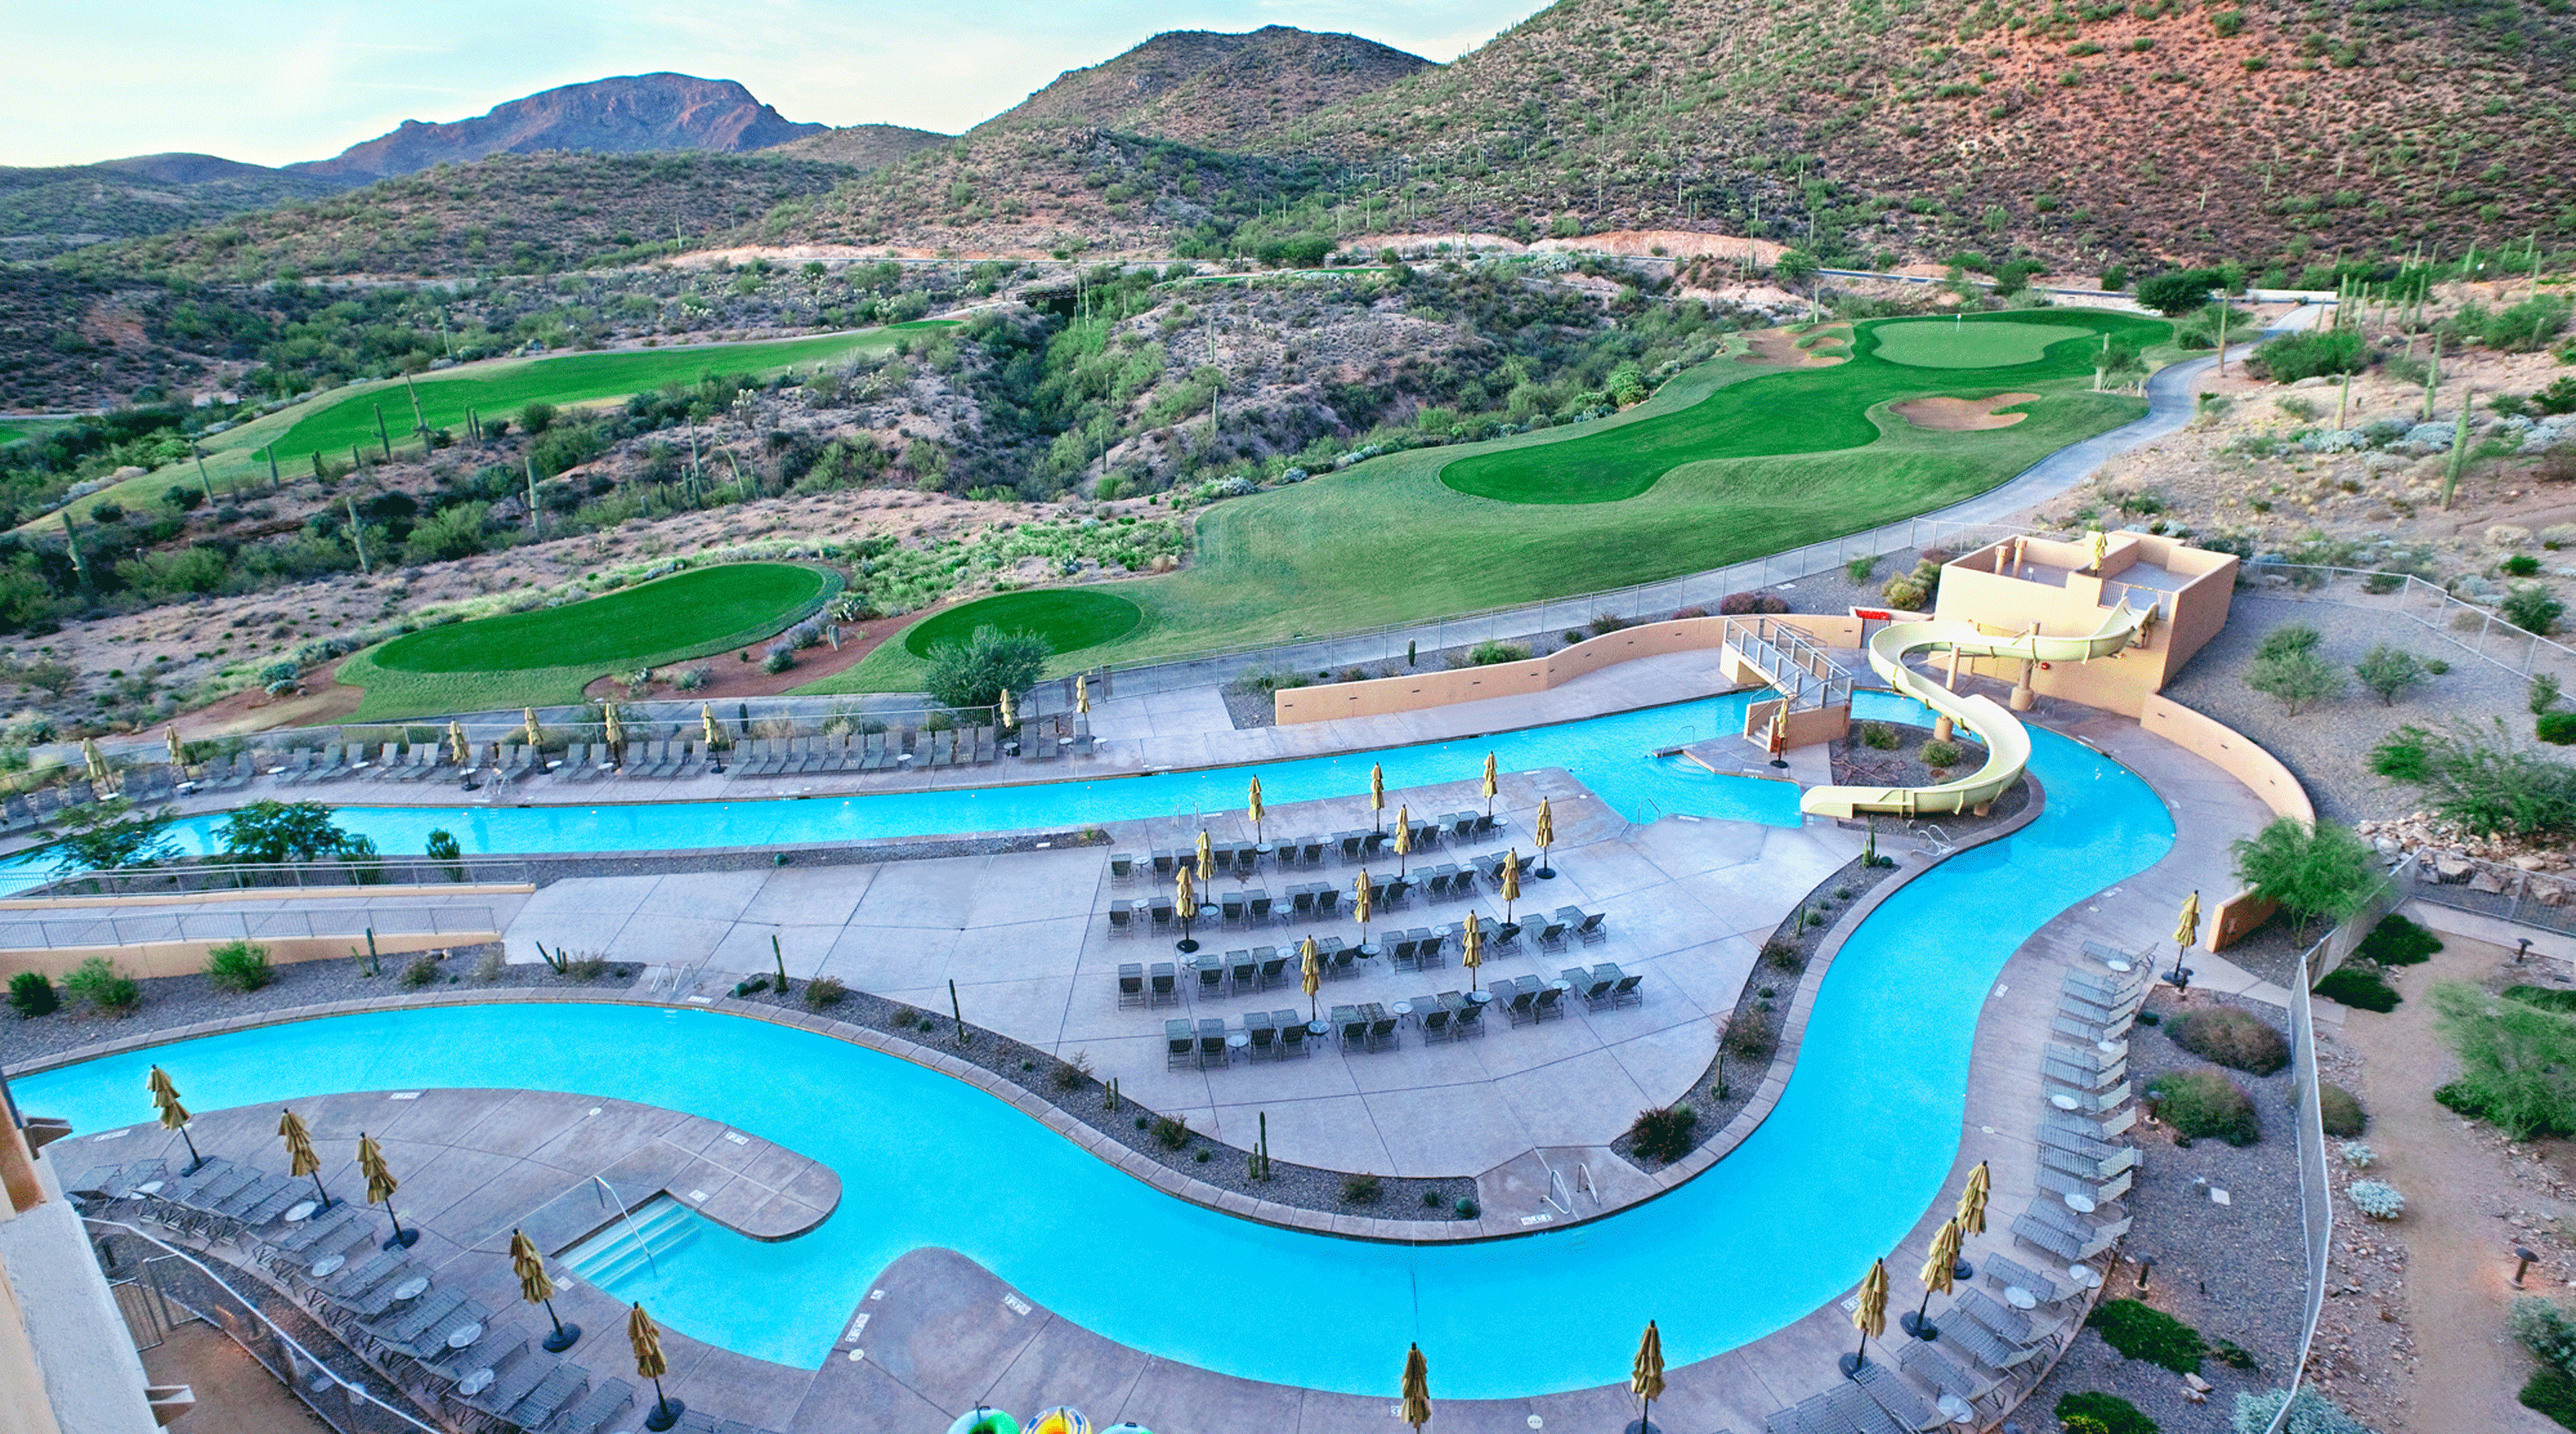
1024,1408,1090,1434
946,1409,1018,1434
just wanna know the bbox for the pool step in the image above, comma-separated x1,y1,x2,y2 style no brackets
559,1195,699,1287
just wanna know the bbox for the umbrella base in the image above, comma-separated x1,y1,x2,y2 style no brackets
1176,939,1200,954
1535,866,1556,880
1838,1352,1868,1378
645,1398,685,1432
1770,758,1790,769
1625,1423,1662,1434
543,1324,581,1352
1952,1259,1976,1282
1900,1311,1940,1341
382,1229,420,1251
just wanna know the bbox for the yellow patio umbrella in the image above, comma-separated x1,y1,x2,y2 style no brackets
1400,1343,1431,1433
701,702,720,750
278,1109,331,1210
2173,890,2202,956
358,1133,417,1249
147,1064,178,1106
165,725,185,768
999,686,1018,729
1370,763,1387,835
446,720,469,765
1300,936,1322,1021
1501,848,1523,927
1959,1161,1991,1239
629,1303,683,1429
521,708,542,746
1175,866,1200,953
603,702,623,753
82,737,106,781
1844,1258,1888,1376
1765,702,1789,767
1461,910,1484,994
1906,1218,1963,1338
1481,751,1499,817
1534,797,1557,878
2087,529,2110,571
1075,673,1091,716
1195,829,1215,883
1631,1321,1667,1434
512,1228,582,1351
1249,776,1267,848
1353,869,1374,951
157,1090,204,1173
1393,804,1413,877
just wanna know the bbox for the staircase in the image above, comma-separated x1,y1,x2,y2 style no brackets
1718,616,1855,714
558,1195,696,1291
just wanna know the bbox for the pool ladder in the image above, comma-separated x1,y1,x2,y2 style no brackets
588,1176,662,1276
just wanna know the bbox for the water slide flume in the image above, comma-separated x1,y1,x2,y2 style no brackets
1799,605,2147,818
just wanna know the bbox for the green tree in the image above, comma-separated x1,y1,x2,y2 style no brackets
2502,584,2565,637
218,799,361,865
1772,249,1820,287
2137,269,2224,316
2353,646,2427,706
426,828,464,881
922,625,1050,714
51,799,179,872
2247,648,2346,714
2229,817,2379,941
2371,720,2576,837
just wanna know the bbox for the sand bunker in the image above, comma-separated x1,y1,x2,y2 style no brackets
1891,392,2042,431
1737,326,1848,366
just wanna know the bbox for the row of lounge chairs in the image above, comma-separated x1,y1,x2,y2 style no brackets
1115,817,1507,886
1138,960,1645,1064
71,1155,635,1434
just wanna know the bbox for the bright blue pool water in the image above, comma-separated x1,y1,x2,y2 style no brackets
14,696,2175,1398
111,693,1804,869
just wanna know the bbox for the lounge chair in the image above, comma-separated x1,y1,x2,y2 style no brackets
1340,834,1366,864
1108,902,1135,935
1257,951,1289,989
1165,1020,1194,1070
1607,973,1643,1006
2039,1143,2137,1182
269,749,316,786
1248,890,1273,925
1368,1015,1398,1050
1532,986,1565,1021
1199,960,1226,1000
1227,951,1256,993
1245,1012,1276,1060
544,1378,635,1434
1220,892,1247,927
1851,1360,1945,1434
1116,963,1145,1007
1149,963,1178,1007
1339,1018,1369,1052
1534,918,1569,951
1315,887,1341,919
1277,1019,1310,1058
1298,839,1324,867
1197,1019,1228,1068
2038,1162,2133,1206
1896,1339,2005,1416
1419,1003,1453,1042
1503,983,1538,1026
1110,853,1136,883
1980,1254,2080,1305
1571,910,1607,945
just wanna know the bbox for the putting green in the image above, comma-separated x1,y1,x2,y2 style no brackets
1869,319,2093,368
901,588,1144,659
374,563,829,674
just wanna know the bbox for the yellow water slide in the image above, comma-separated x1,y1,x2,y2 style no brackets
1798,604,2148,818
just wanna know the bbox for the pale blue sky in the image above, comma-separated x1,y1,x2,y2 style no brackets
6,0,1534,168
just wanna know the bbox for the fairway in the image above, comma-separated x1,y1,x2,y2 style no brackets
1440,313,2150,504
268,323,953,463
374,563,828,673
901,589,1143,658
1868,319,2093,368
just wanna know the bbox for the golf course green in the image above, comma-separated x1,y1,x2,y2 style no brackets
267,324,953,464
901,589,1144,659
1868,318,2095,368
815,308,2167,695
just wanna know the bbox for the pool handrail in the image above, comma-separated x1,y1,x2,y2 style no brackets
1800,603,2146,819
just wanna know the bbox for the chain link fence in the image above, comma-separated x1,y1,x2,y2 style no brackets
2398,848,2576,939
2244,563,2576,687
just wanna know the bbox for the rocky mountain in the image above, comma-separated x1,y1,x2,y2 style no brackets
769,124,951,169
289,74,825,183
0,155,343,258
977,27,1432,148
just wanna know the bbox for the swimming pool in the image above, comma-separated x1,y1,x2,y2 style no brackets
15,698,2174,1398
118,692,1803,868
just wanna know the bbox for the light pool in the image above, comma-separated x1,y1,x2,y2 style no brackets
15,698,2175,1398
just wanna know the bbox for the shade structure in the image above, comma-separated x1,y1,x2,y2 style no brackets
280,1108,331,1211
1174,866,1199,953
165,725,185,766
2087,529,2110,571
157,1096,190,1133
1958,1161,1990,1237
522,708,542,746
1481,752,1499,814
358,1133,397,1206
2172,890,2201,951
629,1302,682,1430
1370,763,1386,829
1300,937,1321,1019
1501,849,1522,923
1249,776,1266,844
1534,798,1557,878
1400,1343,1431,1431
1905,1218,1962,1339
82,737,106,781
603,703,623,750
513,1228,581,1349
1075,673,1091,715
1352,869,1372,933
1631,1320,1667,1434
1194,830,1214,883
702,703,719,750
999,687,1018,729
447,720,469,765
147,1066,178,1106
1461,911,1484,993
1844,1257,1888,1376
1393,805,1412,875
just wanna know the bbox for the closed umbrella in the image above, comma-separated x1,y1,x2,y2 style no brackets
521,707,542,747
1175,866,1200,955
82,737,106,782
1353,869,1375,954
1501,848,1523,928
1300,936,1322,1022
629,1302,683,1431
1953,1161,1990,1280
1249,776,1267,848
446,720,468,765
165,725,185,769
1534,797,1558,878
157,1088,204,1175
1400,1343,1431,1433
603,702,623,756
1843,1258,1887,1376
1195,829,1214,884
702,702,719,751
278,1109,331,1211
147,1064,178,1106
512,1229,581,1351
1370,763,1386,835
358,1133,418,1250
1766,702,1789,768
999,686,1018,731
1905,1218,1962,1340
2087,530,2110,571
2172,889,2202,974
1076,673,1091,716
1393,804,1413,878
1481,752,1499,818
1630,1321,1667,1434
1461,910,1484,995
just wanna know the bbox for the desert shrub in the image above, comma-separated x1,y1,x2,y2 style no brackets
1719,590,1791,616
2511,985,2576,1013
1341,1172,1382,1203
2318,1083,2368,1137
1860,720,1900,750
1467,641,1531,665
2353,645,2426,706
2230,817,2379,940
2433,980,2576,1138
2516,1295,2576,1376
1628,1104,1700,1163
2506,584,2568,637
2250,327,2366,381
1762,939,1805,971
2339,1139,2375,1167
2315,967,2399,1012
2231,1388,2374,1434
1587,613,1631,636
2255,623,2323,660
2087,1298,2207,1372
2522,1368,2576,1432
565,954,610,981
7,970,58,1018
2146,1069,2260,1145
399,955,440,989
2355,914,2440,966
1919,738,1964,769
923,624,1049,710
1151,1114,1191,1150
1727,1009,1779,1060
474,950,506,982
2347,1179,2404,1218
762,647,796,674
1880,576,1929,611
805,975,848,1010
2247,647,2346,713
204,939,274,993
1846,555,1881,582
2543,713,2576,745
64,956,140,1014
1049,1049,1091,1091
2165,1007,2289,1074
2055,1392,2158,1434
2372,720,2576,837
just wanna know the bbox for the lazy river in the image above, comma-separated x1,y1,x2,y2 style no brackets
15,696,2175,1398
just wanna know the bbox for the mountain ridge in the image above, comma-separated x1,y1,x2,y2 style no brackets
289,73,825,182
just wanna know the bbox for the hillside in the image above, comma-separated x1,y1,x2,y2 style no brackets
0,155,343,258
290,74,824,183
769,124,952,169
977,27,1432,148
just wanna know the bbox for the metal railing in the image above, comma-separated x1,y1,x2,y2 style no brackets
15,855,540,899
87,1219,447,1434
2402,849,2576,939
2245,563,2576,687
1720,616,1856,711
0,904,495,952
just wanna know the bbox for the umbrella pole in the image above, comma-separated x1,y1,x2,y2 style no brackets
1901,1285,1939,1340
1840,1329,1868,1378
647,1376,683,1431
178,1126,204,1176
1537,842,1555,880
542,1297,580,1352
310,1171,333,1212
382,1202,418,1250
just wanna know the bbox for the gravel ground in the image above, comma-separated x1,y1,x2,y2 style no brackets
2157,592,2537,826
2021,987,2311,1433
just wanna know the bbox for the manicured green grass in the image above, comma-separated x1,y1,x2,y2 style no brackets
1439,313,2155,504
338,562,832,718
1869,318,2096,368
900,588,1144,658
266,323,951,464
815,308,2166,695
0,418,71,447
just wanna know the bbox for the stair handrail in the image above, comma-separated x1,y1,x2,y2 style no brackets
588,1177,662,1275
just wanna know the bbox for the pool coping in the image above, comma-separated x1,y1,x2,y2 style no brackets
9,777,2047,1248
